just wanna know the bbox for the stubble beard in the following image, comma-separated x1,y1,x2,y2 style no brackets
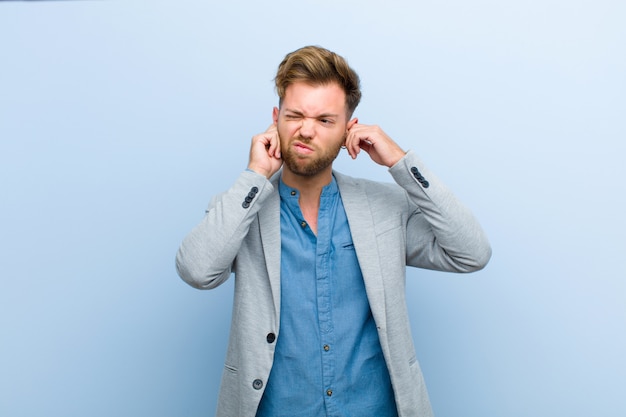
281,135,344,177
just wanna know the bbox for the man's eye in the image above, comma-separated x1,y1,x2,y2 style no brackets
285,114,300,120
320,119,334,125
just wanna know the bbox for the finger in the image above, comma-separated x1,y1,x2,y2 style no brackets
270,135,281,159
346,133,360,159
264,131,280,158
344,126,356,158
346,127,368,159
344,131,356,159
358,139,373,155
263,123,279,156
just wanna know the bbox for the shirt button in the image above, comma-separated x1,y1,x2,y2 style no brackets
252,379,263,390
290,190,296,196
326,389,333,396
323,344,330,351
300,221,307,228
266,333,276,343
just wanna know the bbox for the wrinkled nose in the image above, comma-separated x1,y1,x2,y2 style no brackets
299,118,314,139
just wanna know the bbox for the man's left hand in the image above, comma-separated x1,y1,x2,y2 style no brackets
345,123,406,167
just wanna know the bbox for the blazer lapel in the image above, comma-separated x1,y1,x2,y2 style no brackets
258,175,282,323
335,172,388,330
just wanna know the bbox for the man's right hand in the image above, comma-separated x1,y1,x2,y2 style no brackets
247,124,283,179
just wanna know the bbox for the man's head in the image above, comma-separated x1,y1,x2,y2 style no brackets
274,45,361,118
272,46,361,180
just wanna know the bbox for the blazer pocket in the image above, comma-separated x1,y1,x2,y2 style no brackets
224,363,238,374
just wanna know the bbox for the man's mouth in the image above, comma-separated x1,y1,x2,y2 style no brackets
293,141,314,154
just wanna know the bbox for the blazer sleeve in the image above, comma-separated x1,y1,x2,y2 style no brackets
389,150,492,272
175,170,274,289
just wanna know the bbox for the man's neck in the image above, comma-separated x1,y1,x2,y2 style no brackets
281,168,334,235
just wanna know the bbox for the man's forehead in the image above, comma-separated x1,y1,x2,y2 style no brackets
281,82,347,115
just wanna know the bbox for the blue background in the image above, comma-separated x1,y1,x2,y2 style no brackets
1,1,624,416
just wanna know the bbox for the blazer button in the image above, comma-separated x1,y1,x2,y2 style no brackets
252,379,263,390
266,333,276,343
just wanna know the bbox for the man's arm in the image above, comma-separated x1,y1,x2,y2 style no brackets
391,151,491,272
346,122,491,272
175,170,273,289
175,125,282,289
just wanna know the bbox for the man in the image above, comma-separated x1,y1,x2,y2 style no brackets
176,45,491,417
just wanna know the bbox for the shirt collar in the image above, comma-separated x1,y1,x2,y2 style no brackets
278,174,339,200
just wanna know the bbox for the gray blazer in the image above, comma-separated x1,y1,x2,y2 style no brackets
176,151,491,417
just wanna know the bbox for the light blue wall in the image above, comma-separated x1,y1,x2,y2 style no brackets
1,1,624,416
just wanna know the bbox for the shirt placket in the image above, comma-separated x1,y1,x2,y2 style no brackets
316,191,337,415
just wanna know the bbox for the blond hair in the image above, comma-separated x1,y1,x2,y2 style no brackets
274,46,361,116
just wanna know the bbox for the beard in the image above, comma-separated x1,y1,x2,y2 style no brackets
281,135,344,177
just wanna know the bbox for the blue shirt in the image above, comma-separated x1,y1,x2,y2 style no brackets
256,176,398,417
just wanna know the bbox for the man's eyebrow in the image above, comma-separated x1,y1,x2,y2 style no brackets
284,108,339,118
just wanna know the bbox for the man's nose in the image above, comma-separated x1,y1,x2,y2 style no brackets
299,118,315,139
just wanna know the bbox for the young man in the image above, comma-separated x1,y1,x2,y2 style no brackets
176,45,491,417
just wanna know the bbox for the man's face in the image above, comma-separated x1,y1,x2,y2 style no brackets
273,82,356,178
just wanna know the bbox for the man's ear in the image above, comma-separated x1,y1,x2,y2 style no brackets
347,117,358,130
272,107,279,124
